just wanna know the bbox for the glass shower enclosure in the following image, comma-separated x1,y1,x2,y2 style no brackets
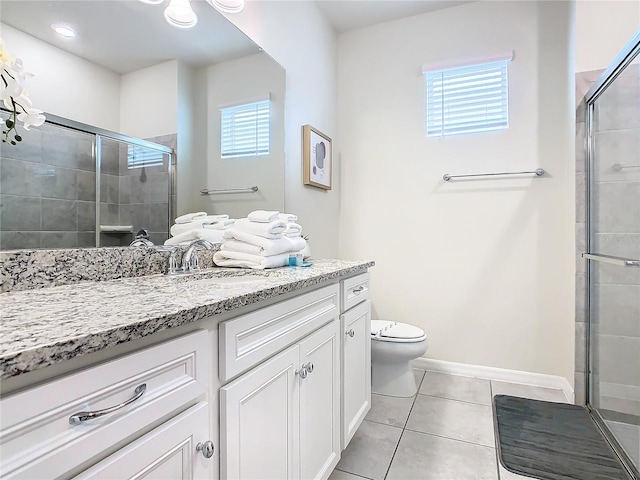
584,31,640,477
0,112,174,249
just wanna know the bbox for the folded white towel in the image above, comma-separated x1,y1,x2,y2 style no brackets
234,218,286,239
248,210,280,223
278,213,298,223
203,219,235,230
221,236,306,257
175,212,207,224
170,216,231,236
284,222,302,237
164,228,225,246
213,250,290,269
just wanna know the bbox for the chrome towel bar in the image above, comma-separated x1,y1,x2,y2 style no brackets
612,163,640,171
200,186,259,195
582,253,640,267
443,168,545,181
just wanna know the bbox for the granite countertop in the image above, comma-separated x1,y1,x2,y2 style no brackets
0,259,374,380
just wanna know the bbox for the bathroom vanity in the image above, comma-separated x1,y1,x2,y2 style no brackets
0,260,373,480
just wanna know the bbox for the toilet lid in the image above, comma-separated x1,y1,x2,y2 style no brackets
371,320,426,342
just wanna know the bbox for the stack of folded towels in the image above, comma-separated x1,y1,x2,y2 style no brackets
164,212,235,246
213,210,306,269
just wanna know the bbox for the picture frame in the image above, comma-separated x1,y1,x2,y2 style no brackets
302,124,332,190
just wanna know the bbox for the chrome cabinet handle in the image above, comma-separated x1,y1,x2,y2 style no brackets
346,329,355,337
303,362,314,373
352,286,365,294
196,441,215,459
69,383,147,425
296,366,308,379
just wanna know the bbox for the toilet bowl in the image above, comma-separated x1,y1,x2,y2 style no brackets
371,320,428,397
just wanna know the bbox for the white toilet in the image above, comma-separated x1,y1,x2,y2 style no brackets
370,320,428,397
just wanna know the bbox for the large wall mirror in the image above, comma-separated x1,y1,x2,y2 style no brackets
0,0,285,250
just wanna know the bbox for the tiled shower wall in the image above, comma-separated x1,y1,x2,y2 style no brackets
0,120,97,249
0,116,174,249
575,64,640,418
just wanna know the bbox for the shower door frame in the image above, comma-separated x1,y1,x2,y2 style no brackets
43,113,175,247
583,30,640,480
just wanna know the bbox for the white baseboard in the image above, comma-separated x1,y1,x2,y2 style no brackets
411,357,574,403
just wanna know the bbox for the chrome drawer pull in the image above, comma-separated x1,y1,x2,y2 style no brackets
196,441,215,459
296,366,308,379
303,362,314,373
346,329,355,338
352,286,365,294
69,383,147,425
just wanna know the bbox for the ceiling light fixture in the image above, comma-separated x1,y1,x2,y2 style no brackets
138,0,165,4
164,0,198,28
51,24,76,38
206,0,244,14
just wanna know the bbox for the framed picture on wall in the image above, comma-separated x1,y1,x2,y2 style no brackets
302,124,332,190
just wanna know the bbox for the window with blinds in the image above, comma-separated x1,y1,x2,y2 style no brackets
127,144,165,169
425,59,509,137
220,99,270,158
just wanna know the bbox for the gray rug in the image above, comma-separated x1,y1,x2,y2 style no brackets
493,395,629,480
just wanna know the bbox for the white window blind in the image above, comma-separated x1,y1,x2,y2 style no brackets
127,145,164,169
220,99,270,158
425,59,509,137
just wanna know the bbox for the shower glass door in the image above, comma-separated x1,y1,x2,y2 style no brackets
586,34,640,475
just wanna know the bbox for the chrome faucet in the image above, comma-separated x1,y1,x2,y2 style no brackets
129,229,154,248
180,239,215,273
167,240,213,275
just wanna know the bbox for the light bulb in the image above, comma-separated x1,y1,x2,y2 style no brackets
164,0,198,28
206,0,244,14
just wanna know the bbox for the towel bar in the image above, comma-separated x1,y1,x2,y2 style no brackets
442,168,544,181
200,186,259,195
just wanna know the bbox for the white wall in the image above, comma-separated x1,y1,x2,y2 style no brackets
221,2,340,257
119,60,179,139
338,1,576,382
575,0,639,72
1,23,120,131
200,53,286,218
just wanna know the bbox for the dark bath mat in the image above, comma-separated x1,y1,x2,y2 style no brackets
493,395,630,480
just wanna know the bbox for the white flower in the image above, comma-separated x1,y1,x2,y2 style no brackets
1,37,45,144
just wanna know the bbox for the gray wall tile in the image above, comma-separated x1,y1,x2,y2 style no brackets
40,166,77,200
77,201,96,231
42,199,77,231
0,195,41,231
0,231,41,250
77,170,96,201
1,158,41,196
575,322,586,373
41,231,78,248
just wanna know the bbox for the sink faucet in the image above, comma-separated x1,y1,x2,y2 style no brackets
167,240,213,275
129,229,154,248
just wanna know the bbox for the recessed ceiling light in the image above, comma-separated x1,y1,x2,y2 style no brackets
138,0,165,4
51,24,76,38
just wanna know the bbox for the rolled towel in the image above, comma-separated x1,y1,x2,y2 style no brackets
234,218,286,239
170,216,231,236
164,228,225,246
221,236,306,257
248,210,280,223
284,222,302,237
203,219,235,230
213,250,290,269
278,213,298,223
175,212,207,224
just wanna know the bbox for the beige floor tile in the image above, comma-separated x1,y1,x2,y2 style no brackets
491,380,568,403
420,371,492,405
329,469,373,480
406,394,495,447
365,393,414,427
497,461,532,480
387,430,498,480
414,368,426,390
335,420,402,480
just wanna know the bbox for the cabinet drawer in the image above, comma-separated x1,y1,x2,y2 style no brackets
0,330,209,479
219,284,339,382
341,273,370,312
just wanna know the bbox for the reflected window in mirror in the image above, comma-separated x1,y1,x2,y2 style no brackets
220,98,270,159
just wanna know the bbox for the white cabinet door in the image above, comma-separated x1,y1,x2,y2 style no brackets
220,345,300,480
299,321,341,480
75,402,214,480
340,300,371,449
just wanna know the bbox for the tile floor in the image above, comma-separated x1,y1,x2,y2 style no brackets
329,369,569,480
